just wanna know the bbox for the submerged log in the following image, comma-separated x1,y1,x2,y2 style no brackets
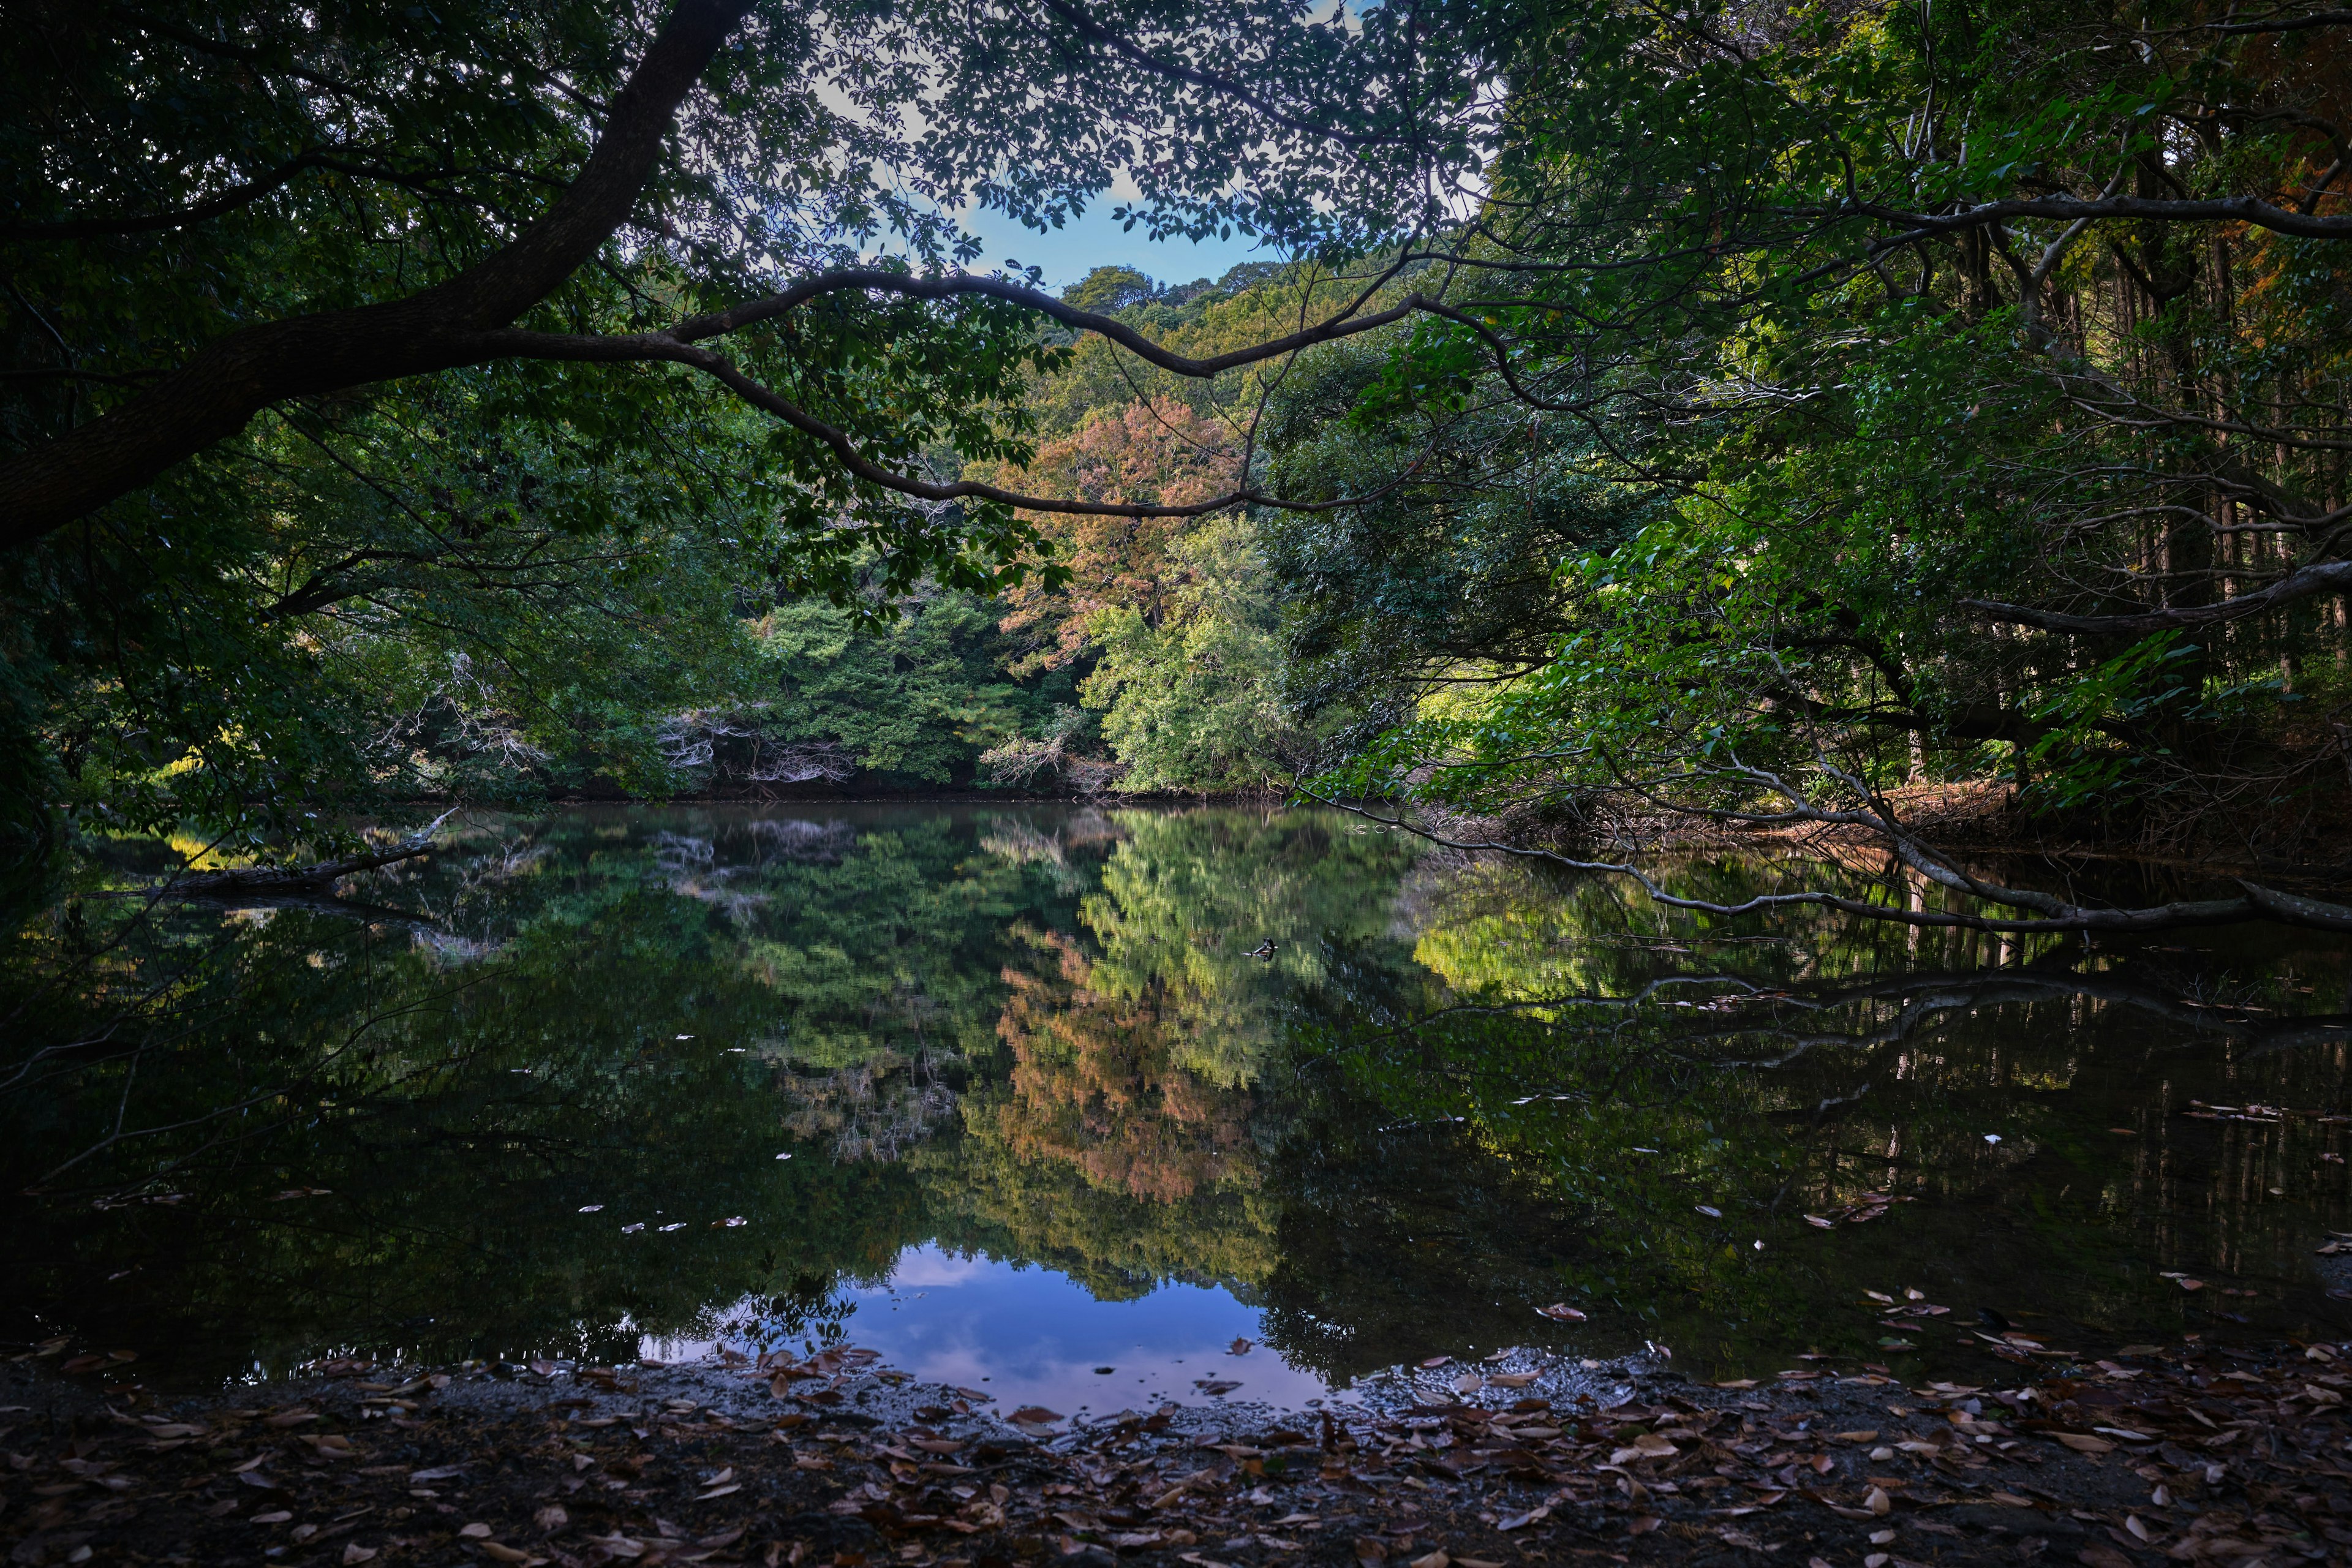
170,814,451,895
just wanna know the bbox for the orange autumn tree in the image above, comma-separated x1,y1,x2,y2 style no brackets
987,396,1243,673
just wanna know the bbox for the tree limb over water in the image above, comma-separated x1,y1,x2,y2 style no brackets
167,813,454,897
1302,791,2352,936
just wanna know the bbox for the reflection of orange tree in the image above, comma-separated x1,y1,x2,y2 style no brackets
982,927,1256,1205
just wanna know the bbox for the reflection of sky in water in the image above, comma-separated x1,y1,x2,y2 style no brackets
647,1243,1348,1416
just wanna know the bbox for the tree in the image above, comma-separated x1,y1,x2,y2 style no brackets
0,1,1501,882
1296,0,2352,933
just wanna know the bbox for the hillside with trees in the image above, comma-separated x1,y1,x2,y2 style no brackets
7,0,2352,933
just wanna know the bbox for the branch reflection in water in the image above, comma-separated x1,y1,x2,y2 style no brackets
2,805,2345,1396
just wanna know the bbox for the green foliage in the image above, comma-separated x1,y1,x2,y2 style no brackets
2,2,1490,876
742,590,1064,786
10,804,2343,1386
1081,519,1302,792
1301,1,2352,848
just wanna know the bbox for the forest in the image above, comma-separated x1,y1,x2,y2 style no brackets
6,0,2351,934
8,11,2352,1565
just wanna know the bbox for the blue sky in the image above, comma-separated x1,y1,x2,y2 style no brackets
957,199,1276,292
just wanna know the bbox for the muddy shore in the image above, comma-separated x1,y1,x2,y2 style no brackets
6,1330,2350,1568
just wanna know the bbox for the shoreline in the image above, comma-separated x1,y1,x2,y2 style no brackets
7,1333,2348,1567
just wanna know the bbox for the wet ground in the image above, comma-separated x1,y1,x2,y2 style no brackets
6,1325,2347,1567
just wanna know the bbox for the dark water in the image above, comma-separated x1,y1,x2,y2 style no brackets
5,805,2350,1409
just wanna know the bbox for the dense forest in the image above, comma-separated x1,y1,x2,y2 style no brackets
5,0,2352,932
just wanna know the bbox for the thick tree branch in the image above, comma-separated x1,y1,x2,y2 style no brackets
1303,794,2352,935
168,811,454,895
1846,191,2352,243
664,266,1432,378
1962,559,2352,634
2201,7,2352,32
0,0,755,548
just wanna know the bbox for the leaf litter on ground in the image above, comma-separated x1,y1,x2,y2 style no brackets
6,1334,2352,1567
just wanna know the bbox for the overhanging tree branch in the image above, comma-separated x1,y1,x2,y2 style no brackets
1302,792,2352,934
1962,559,2352,634
0,0,757,548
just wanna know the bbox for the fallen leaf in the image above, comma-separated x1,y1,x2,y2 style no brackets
1833,1431,1879,1443
252,1511,292,1525
1626,1517,1662,1536
1409,1553,1449,1568
1229,1338,1254,1355
697,1484,741,1500
1866,1487,1892,1516
1009,1406,1065,1425
480,1546,540,1565
533,1506,568,1532
1488,1372,1537,1388
1694,1205,1722,1218
2054,1433,2114,1454
341,1547,377,1566
1452,1374,1483,1395
1535,1303,1586,1322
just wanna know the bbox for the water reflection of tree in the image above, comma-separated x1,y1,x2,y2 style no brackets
0,807,1082,1380
1277,854,2352,1380
926,812,1428,1297
7,807,2347,1392
985,928,1257,1204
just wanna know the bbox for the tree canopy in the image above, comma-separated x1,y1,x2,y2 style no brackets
9,0,2352,935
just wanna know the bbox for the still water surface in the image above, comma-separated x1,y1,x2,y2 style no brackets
5,805,2350,1405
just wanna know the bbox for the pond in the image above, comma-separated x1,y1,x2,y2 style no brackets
4,804,2350,1410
